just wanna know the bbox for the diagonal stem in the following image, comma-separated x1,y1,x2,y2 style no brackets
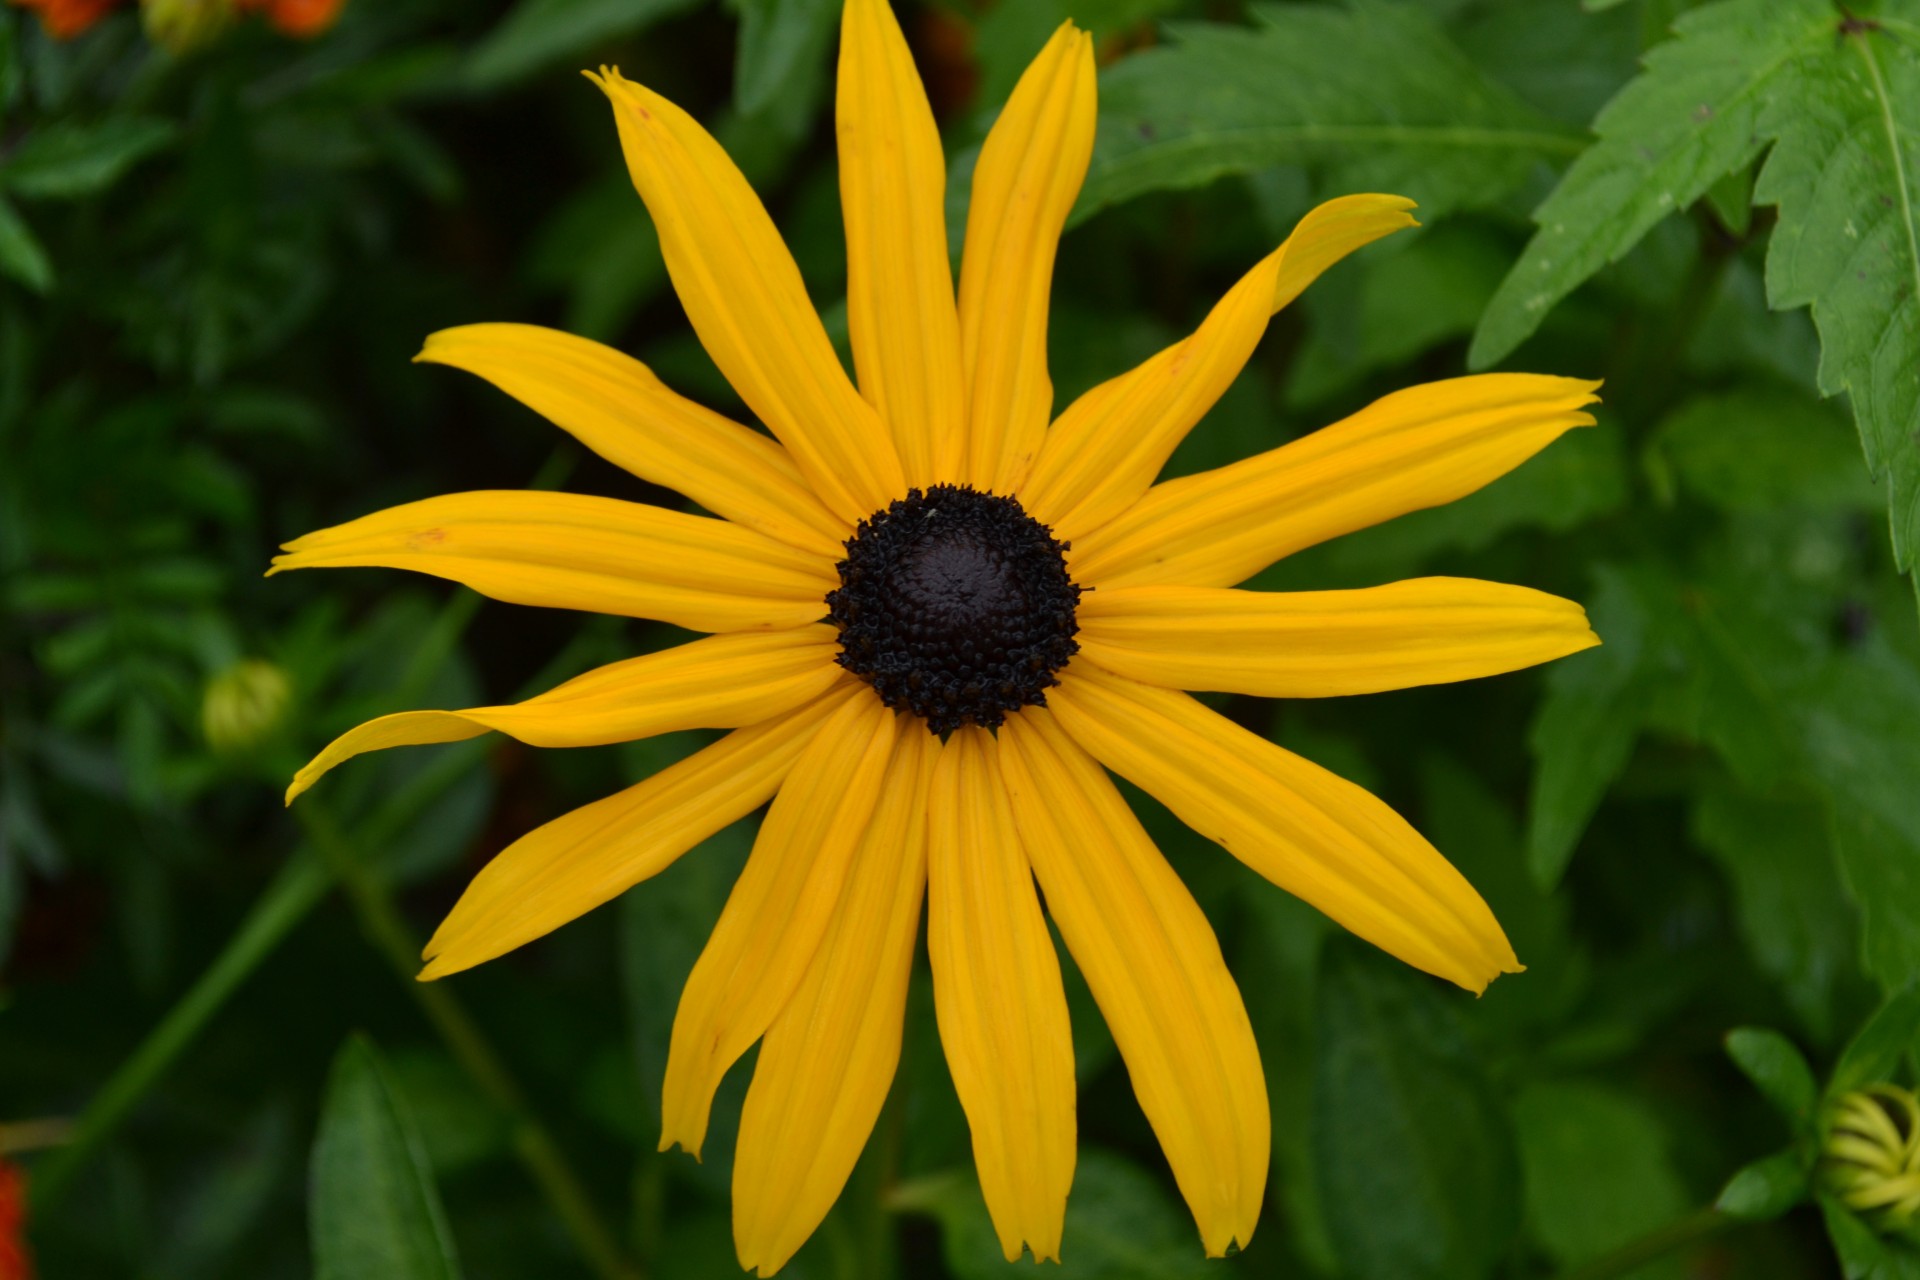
297,802,644,1280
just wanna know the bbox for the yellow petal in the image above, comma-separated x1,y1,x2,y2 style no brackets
732,725,936,1276
926,726,1075,1262
998,709,1267,1256
1070,374,1601,589
660,691,898,1157
1077,578,1600,697
417,323,845,559
955,23,1095,493
590,69,905,524
1022,194,1417,539
420,684,858,980
837,0,963,490
1049,663,1520,993
271,490,836,633
285,628,841,804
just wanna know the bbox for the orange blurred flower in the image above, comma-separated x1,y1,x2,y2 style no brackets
0,1160,31,1280
8,0,122,39
235,0,340,37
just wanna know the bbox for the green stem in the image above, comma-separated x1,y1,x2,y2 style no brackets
1553,1207,1733,1280
29,849,334,1209
297,803,644,1280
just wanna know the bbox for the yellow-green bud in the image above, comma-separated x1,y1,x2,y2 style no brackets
202,659,292,754
1825,1085,1920,1232
141,0,239,53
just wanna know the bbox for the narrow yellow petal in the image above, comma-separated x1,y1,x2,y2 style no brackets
1070,374,1601,589
659,691,898,1157
837,0,963,489
1022,194,1417,539
999,709,1267,1257
1077,578,1600,697
1049,663,1520,993
271,490,836,633
955,24,1095,493
420,684,858,980
285,629,841,804
417,323,845,558
927,727,1075,1262
732,726,936,1276
590,69,905,524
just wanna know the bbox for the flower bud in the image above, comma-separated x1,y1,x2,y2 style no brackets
202,658,292,754
140,0,236,52
1825,1085,1920,1232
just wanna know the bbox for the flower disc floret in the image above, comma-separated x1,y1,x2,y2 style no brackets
827,485,1081,734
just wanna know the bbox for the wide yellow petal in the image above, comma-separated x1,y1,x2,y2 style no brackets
927,727,1075,1262
732,725,936,1276
419,684,858,980
1049,663,1520,993
955,23,1095,493
417,324,845,558
270,490,835,633
285,628,841,804
1022,194,1417,539
999,709,1267,1257
837,0,962,490
590,68,905,524
659,691,898,1157
1070,374,1601,589
1078,577,1599,698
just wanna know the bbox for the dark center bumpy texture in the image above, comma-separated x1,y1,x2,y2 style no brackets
827,485,1082,735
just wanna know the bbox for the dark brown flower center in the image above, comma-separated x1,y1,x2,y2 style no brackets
826,485,1081,735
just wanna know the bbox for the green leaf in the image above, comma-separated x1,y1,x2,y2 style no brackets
973,0,1186,109
732,0,838,118
465,0,701,90
0,195,51,293
1076,0,1582,225
0,116,175,199
310,1035,463,1280
1510,1081,1689,1272
1654,387,1881,514
1829,985,1920,1099
1525,566,1654,889
1693,788,1859,1041
1724,1027,1819,1124
1821,1192,1920,1280
912,1150,1213,1279
1313,944,1521,1280
1470,0,1834,365
1755,19,1920,591
1716,1150,1810,1222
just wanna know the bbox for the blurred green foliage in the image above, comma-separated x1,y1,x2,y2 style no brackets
3,0,1920,1277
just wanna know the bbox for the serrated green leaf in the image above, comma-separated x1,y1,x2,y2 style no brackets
1076,0,1581,225
1511,1081,1688,1273
464,0,700,90
732,0,839,118
0,116,174,199
1756,20,1920,591
1725,1027,1820,1124
1717,1150,1810,1221
1471,0,1834,366
1830,985,1920,1099
1313,944,1520,1280
310,1035,463,1280
0,195,51,292
912,1150,1213,1279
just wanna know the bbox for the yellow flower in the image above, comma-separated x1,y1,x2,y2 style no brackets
273,1,1600,1270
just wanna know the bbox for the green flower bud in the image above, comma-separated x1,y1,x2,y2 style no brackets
1825,1085,1920,1233
202,659,292,754
141,0,238,53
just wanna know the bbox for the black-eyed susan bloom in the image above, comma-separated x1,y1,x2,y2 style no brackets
275,1,1601,1270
